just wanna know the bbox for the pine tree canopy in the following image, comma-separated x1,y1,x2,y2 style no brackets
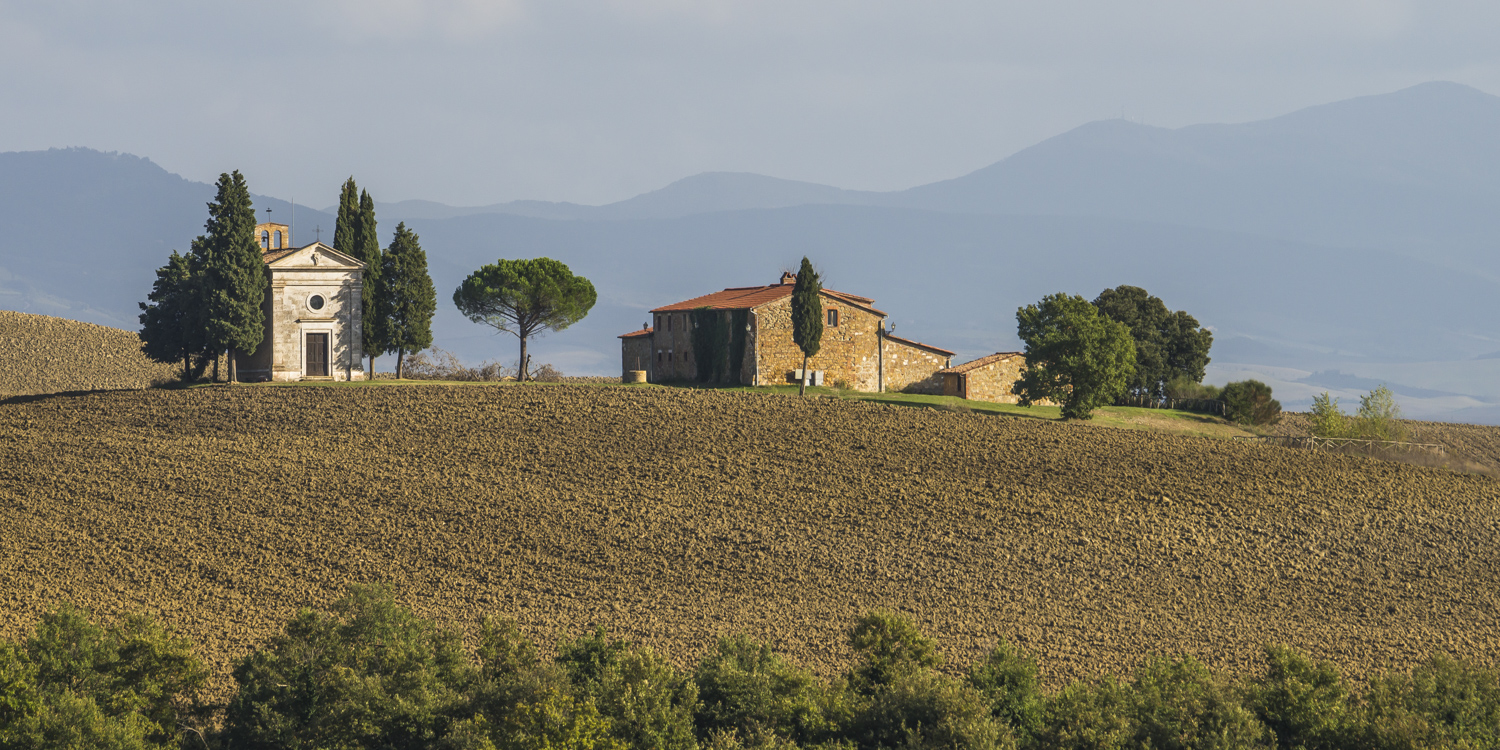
453,257,596,380
379,222,436,360
790,257,823,359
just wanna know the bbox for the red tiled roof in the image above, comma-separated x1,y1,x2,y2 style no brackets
652,284,886,316
883,334,955,357
939,351,1023,374
261,248,298,264
618,327,653,339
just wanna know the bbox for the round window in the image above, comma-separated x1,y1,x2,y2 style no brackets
308,294,326,311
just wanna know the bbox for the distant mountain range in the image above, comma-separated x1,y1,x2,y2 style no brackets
4,81,1500,422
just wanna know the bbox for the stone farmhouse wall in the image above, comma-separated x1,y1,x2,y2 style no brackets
884,338,951,394
650,310,697,382
752,295,882,390
942,354,1051,405
621,335,652,379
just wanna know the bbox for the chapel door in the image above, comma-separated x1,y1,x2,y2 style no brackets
306,333,329,377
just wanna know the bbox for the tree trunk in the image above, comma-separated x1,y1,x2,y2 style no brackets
368,355,376,380
228,347,238,383
397,350,405,380
519,335,529,382
182,354,191,383
799,352,809,396
213,354,220,382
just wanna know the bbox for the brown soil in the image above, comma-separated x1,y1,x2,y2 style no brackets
2,385,1498,695
0,311,179,396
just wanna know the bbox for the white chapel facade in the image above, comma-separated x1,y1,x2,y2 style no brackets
233,222,366,382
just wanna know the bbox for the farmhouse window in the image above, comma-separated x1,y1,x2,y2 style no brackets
827,309,839,327
667,316,673,332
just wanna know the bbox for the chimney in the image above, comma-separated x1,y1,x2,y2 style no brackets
780,271,797,285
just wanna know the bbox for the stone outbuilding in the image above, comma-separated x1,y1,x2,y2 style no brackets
621,271,953,392
939,352,1040,404
232,222,366,382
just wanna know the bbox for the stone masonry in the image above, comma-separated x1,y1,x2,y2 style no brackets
236,231,365,382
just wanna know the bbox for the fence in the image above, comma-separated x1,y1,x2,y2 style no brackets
1115,394,1226,416
1234,435,1446,456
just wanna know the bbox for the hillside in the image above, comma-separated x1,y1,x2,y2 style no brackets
2,384,1497,693
0,310,178,396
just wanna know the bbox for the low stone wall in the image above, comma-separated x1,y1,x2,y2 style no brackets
884,337,950,394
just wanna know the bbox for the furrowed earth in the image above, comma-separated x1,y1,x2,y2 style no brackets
1,384,1498,694
0,310,179,397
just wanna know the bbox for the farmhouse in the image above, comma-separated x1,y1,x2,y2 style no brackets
232,222,366,382
939,352,1050,405
620,271,954,392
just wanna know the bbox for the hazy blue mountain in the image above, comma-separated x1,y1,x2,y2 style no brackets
367,172,879,224
894,81,1500,258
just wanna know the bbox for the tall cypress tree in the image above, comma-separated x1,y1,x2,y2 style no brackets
197,171,266,383
332,178,359,258
790,257,823,397
379,223,437,379
357,189,383,375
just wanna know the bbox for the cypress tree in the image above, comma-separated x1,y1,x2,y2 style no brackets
198,171,266,383
332,178,359,259
357,189,383,375
379,223,437,379
790,257,823,396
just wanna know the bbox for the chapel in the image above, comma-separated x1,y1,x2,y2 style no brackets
232,222,366,381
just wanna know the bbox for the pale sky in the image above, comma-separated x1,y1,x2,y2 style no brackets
4,1,1500,206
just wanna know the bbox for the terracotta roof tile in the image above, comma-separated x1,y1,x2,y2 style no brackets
939,351,1024,374
652,284,886,316
261,248,298,264
883,334,956,357
618,327,653,339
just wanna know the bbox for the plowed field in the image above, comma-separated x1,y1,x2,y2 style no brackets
0,311,179,396
2,385,1498,692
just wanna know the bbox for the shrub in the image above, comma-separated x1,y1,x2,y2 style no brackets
1034,676,1134,750
1129,655,1269,749
967,639,1044,741
846,671,1012,750
557,626,700,750
1357,654,1500,749
1245,645,1351,750
224,584,473,749
1221,380,1281,426
846,611,942,696
1165,374,1220,401
694,635,836,745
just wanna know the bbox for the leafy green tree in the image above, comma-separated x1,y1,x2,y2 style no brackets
790,258,823,397
465,618,620,750
1221,380,1282,426
846,611,941,697
1093,286,1213,399
0,606,210,750
1034,676,1134,750
1014,293,1137,420
1356,385,1407,442
358,189,384,375
556,627,700,750
694,634,836,746
195,171,267,383
138,250,208,382
224,584,472,750
379,222,437,379
1357,654,1500,749
1245,645,1352,750
453,258,597,381
967,639,1044,742
1308,393,1349,438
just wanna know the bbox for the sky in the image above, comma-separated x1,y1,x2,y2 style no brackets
5,1,1500,207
